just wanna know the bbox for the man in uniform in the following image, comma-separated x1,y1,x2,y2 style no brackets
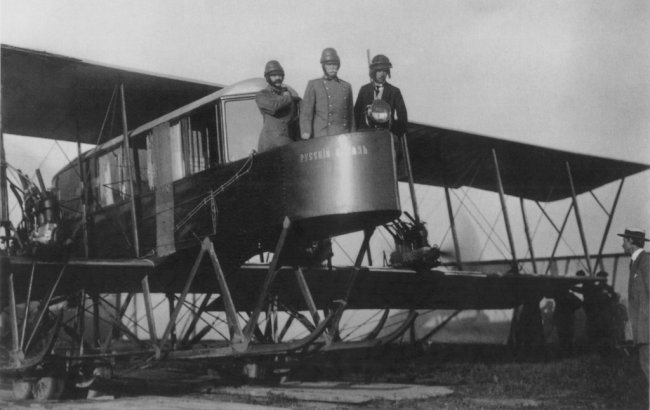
619,227,649,379
300,48,354,139
255,60,301,152
354,54,408,136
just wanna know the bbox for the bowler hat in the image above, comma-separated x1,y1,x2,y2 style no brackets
617,228,649,242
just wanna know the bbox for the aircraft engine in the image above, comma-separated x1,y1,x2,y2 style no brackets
6,168,70,258
385,213,441,271
29,193,61,247
23,186,68,258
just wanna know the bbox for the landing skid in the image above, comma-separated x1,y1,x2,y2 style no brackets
0,218,422,400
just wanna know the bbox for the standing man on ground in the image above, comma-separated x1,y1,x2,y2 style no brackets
300,48,354,140
354,54,408,136
255,60,301,152
619,228,649,379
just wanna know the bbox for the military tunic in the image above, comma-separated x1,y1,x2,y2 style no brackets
300,76,354,139
255,85,300,152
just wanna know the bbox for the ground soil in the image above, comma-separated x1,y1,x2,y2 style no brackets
1,343,648,409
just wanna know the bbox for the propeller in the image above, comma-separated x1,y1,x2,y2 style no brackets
434,215,484,270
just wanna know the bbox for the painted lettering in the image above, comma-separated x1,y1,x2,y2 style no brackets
300,144,368,162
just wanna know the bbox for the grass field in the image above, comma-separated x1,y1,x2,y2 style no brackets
279,343,649,409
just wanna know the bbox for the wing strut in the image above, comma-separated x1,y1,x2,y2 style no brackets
400,133,420,224
520,198,538,274
538,201,574,275
0,77,8,222
0,135,7,221
594,178,625,273
444,185,463,269
566,162,592,275
492,149,518,273
120,84,140,258
0,106,13,250
74,134,90,258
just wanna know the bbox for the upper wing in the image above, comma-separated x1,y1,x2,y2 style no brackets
4,44,646,201
406,122,649,202
1,44,222,144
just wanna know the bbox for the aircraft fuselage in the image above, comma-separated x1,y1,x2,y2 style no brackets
48,79,401,272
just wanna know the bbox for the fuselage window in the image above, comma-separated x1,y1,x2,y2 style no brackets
97,146,129,206
181,106,218,174
133,132,154,193
55,164,82,218
222,97,261,162
165,106,219,181
169,121,185,181
130,106,219,189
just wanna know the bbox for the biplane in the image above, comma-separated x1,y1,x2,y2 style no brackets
0,44,648,401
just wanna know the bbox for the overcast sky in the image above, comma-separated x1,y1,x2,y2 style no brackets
1,0,648,260
2,0,648,162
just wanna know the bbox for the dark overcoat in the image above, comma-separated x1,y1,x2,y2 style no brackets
354,82,408,136
628,250,650,344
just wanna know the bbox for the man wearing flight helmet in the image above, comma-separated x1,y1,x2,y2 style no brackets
255,60,301,152
354,54,408,136
300,48,354,139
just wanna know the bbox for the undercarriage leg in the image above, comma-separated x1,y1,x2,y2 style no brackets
19,263,35,351
166,293,177,348
141,276,159,352
179,292,212,347
243,217,291,343
101,293,134,352
8,273,20,356
92,294,100,348
205,238,246,350
294,267,321,326
76,289,86,356
328,228,374,341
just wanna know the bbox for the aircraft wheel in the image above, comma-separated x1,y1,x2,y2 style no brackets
32,376,65,401
11,379,34,400
267,367,290,385
85,365,113,399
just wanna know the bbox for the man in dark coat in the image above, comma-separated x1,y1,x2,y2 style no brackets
255,60,301,152
354,54,408,136
553,289,582,357
619,227,649,379
300,48,354,139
